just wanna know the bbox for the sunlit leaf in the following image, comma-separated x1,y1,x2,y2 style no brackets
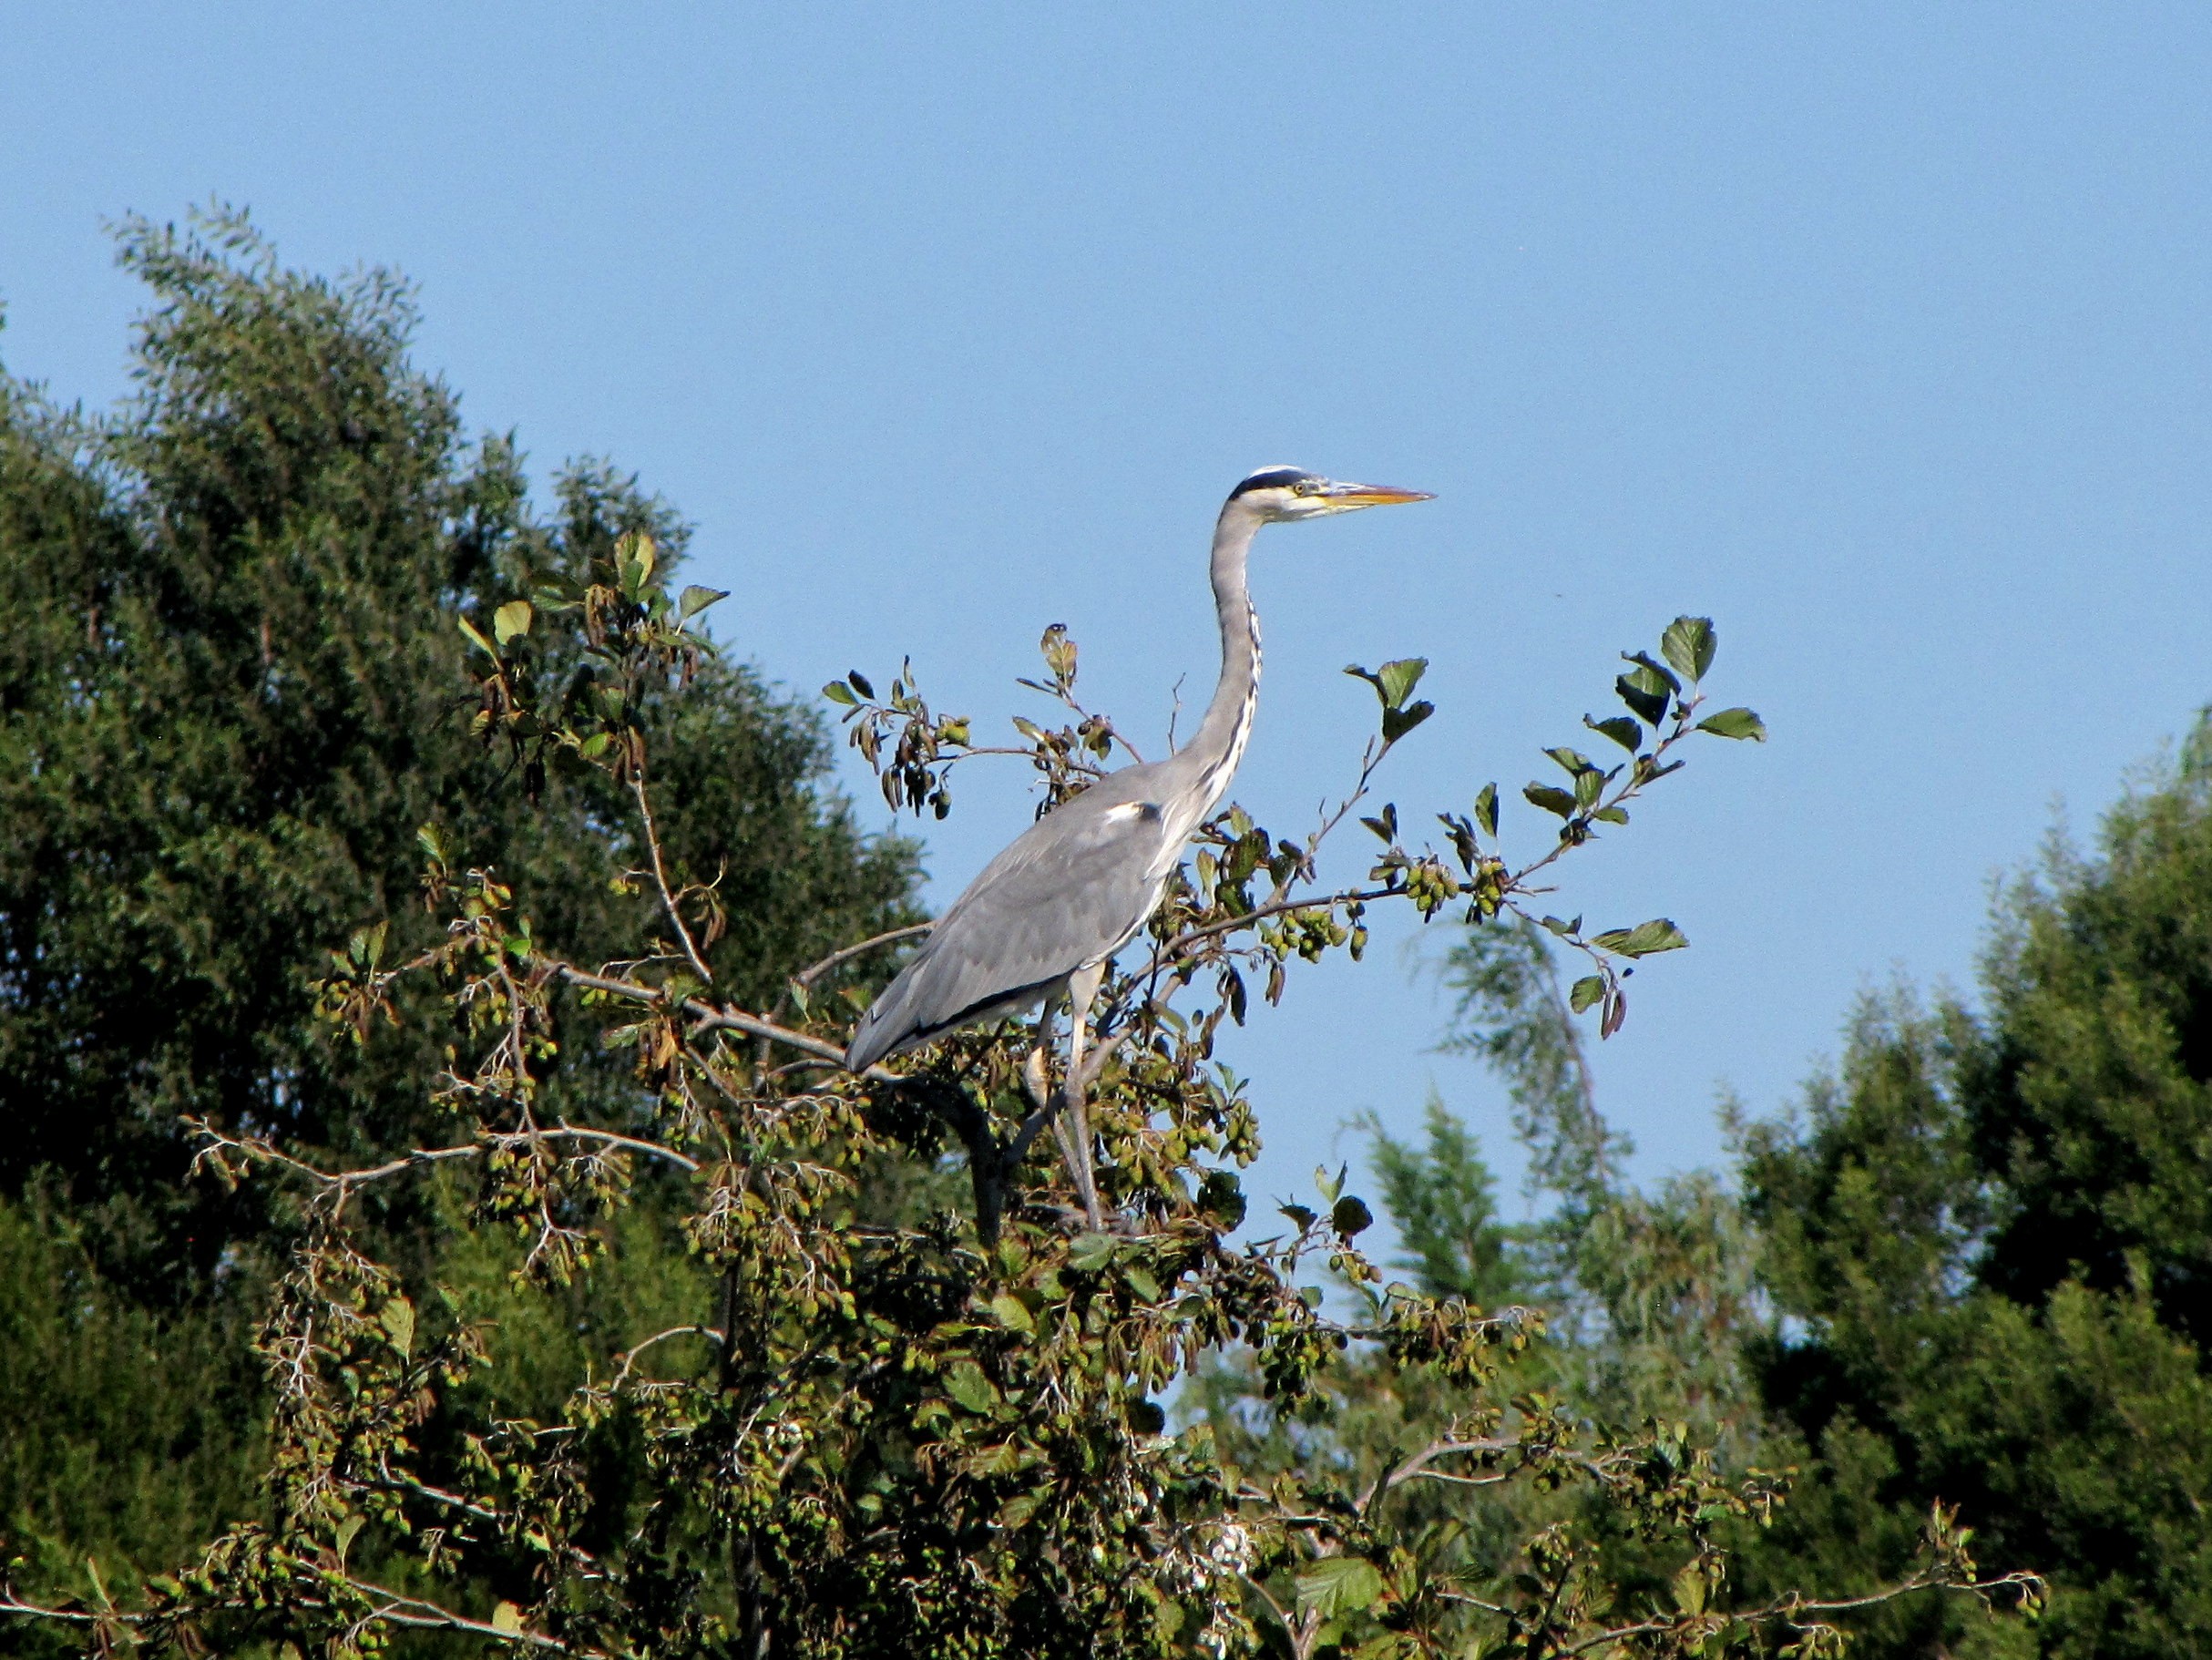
493,599,533,644
380,1296,414,1358
1344,657,1429,710
1673,1562,1708,1615
1067,1233,1115,1272
679,584,729,621
1295,1555,1386,1618
1474,782,1499,836
1570,974,1605,1012
1592,918,1689,958
943,1361,998,1415
1696,706,1767,741
1661,616,1716,682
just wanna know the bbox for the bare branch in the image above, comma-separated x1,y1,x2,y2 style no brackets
790,922,932,989
630,774,714,985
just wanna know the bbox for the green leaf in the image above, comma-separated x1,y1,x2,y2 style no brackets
1593,806,1629,825
616,529,657,597
988,1294,1035,1333
1569,975,1605,1013
679,584,729,621
1662,616,1716,682
1295,1555,1386,1619
822,681,859,707
1624,649,1681,694
847,670,876,701
1066,1233,1115,1272
1696,706,1767,741
1584,713,1642,752
1377,656,1427,708
1331,1195,1374,1237
1615,672,1668,725
1279,1203,1318,1232
493,599,533,644
1199,1169,1247,1229
1592,917,1689,958
1672,1562,1708,1615
1473,782,1499,836
456,613,497,656
380,1296,415,1359
492,1601,525,1634
1545,745,1596,777
1523,784,1577,819
943,1360,998,1415
1380,700,1433,743
1344,657,1429,710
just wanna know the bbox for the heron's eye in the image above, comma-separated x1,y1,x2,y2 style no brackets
1292,478,1318,497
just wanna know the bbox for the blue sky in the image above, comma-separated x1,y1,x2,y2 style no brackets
5,6,2209,1233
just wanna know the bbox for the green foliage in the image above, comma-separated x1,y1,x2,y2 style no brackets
0,209,915,1297
0,215,2033,1660
0,1196,264,1613
0,210,917,1617
1358,1094,1528,1307
1742,719,2212,1657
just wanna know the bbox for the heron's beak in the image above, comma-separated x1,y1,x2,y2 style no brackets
1319,480,1436,508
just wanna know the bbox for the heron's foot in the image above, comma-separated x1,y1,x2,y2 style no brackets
1055,1081,1105,1231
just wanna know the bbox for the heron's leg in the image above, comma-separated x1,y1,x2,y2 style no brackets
1060,961,1106,1228
1025,1000,1091,1215
1023,1000,1057,1115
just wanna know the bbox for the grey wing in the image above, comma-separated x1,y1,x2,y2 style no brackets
845,794,1175,1071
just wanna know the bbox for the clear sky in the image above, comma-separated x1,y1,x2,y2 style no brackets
5,6,2208,1233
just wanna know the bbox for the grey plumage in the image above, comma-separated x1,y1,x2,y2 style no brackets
844,466,1431,1076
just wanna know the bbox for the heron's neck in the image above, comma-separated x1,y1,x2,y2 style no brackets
1180,505,1263,813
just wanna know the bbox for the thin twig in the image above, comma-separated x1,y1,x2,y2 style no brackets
631,774,714,985
791,922,933,989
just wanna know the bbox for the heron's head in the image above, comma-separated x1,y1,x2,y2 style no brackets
1226,466,1434,524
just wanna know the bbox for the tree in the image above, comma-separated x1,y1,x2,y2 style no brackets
1195,911,1782,1660
0,210,916,1617
1741,718,2212,1658
0,210,916,1292
4,479,2042,1659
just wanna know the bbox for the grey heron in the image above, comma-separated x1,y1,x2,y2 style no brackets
845,466,1433,1218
